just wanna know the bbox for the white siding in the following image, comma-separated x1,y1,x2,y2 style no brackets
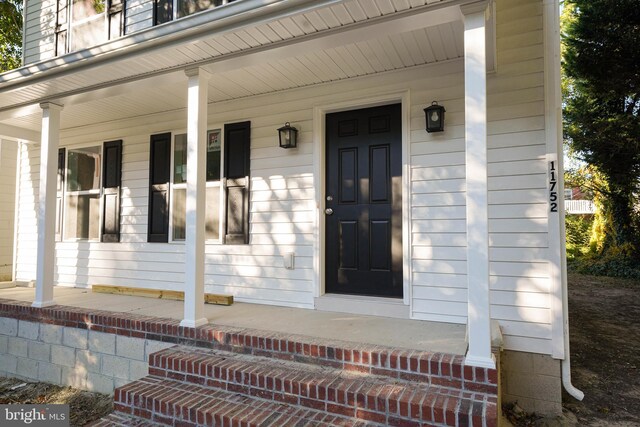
410,0,553,355
23,0,57,65
15,0,557,355
125,0,154,35
0,141,18,281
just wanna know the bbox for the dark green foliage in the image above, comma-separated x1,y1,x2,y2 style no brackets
563,0,640,256
569,250,640,279
0,0,22,72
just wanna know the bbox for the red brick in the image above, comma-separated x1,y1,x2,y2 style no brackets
452,361,463,379
485,402,498,425
429,395,445,424
300,397,325,411
464,365,474,381
152,413,174,424
318,345,327,358
397,389,414,417
471,400,484,426
441,354,452,377
113,403,130,414
387,417,420,427
133,407,151,419
445,396,459,426
399,372,427,383
273,392,297,405
431,377,462,389
420,393,437,422
355,409,386,424
378,351,388,368
326,403,353,417
409,390,425,419
487,368,498,385
344,363,370,374
426,354,438,376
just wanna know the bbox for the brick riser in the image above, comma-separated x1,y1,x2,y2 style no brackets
113,376,374,427
112,346,497,427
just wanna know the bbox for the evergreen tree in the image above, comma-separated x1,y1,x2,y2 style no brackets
563,0,640,255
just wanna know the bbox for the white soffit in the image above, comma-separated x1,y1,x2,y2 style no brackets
0,0,492,130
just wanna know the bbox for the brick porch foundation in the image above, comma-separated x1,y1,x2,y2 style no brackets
0,298,498,426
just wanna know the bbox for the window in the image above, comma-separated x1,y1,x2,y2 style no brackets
56,0,124,55
56,141,123,242
148,121,250,244
64,145,102,241
170,130,222,242
153,0,237,25
564,188,573,200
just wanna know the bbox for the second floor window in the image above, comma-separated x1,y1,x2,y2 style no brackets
56,0,124,55
154,0,236,26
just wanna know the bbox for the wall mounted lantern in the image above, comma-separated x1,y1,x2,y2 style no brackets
278,122,298,149
424,101,445,133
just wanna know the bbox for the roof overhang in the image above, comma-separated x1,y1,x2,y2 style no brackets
0,0,495,134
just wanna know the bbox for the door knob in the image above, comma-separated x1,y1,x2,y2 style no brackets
325,208,334,215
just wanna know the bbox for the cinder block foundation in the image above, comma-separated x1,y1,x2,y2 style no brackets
501,349,562,416
0,318,173,394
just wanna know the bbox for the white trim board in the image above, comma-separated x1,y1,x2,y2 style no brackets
312,90,412,308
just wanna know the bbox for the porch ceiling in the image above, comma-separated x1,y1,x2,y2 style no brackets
0,0,476,135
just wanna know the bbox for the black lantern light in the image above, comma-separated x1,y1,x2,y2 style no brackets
424,101,445,133
278,122,298,149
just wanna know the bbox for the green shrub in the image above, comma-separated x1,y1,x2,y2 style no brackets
568,243,640,279
566,214,640,279
565,215,593,260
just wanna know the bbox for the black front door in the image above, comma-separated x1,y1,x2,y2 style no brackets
325,104,403,298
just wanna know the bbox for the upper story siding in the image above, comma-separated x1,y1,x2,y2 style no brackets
22,0,235,65
126,0,153,34
23,0,57,64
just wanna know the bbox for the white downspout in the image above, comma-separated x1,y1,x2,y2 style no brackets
558,186,584,400
543,0,584,401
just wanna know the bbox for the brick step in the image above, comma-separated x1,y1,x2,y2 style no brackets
90,412,159,426
143,346,496,426
115,375,374,426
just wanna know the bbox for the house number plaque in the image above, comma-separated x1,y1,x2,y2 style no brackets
549,160,558,212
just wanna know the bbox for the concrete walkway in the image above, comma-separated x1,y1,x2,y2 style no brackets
0,284,467,355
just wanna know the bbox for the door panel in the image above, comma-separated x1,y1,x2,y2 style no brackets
325,104,403,297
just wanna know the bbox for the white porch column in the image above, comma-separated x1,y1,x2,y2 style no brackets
34,102,63,308
461,2,495,369
181,67,210,328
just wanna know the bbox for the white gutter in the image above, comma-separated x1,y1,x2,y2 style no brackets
543,0,584,401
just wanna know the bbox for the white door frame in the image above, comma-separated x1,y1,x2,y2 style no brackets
312,90,412,308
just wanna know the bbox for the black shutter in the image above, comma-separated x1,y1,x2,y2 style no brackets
153,0,173,25
55,147,65,242
101,140,123,242
148,133,171,242
224,121,250,244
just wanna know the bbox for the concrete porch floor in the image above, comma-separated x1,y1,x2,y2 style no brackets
0,284,467,355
